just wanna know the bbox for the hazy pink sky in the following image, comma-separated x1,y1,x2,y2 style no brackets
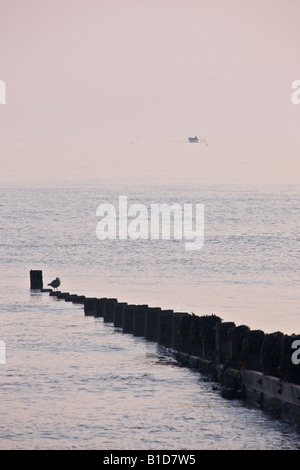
0,0,299,184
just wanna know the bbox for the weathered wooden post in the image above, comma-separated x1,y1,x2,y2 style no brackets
103,299,118,323
172,312,189,351
30,270,43,289
145,307,161,342
72,295,86,304
158,310,174,348
49,290,61,297
261,331,285,377
197,314,222,361
56,292,70,299
65,294,79,302
176,313,193,354
93,298,107,317
240,329,265,371
84,297,99,316
228,324,250,369
123,305,136,333
133,305,148,337
215,322,235,364
114,302,127,327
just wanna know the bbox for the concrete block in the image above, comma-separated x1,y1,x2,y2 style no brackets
241,369,300,422
279,381,300,408
281,401,300,426
241,370,280,398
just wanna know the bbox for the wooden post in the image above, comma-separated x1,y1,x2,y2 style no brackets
133,305,148,337
172,312,189,351
145,307,161,342
84,298,99,316
123,305,135,333
114,302,127,327
103,299,118,322
228,324,250,369
158,310,174,348
215,322,235,364
30,270,43,289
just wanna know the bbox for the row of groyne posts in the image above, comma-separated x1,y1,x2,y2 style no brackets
31,270,300,426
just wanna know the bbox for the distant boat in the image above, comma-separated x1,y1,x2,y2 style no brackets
188,136,208,145
188,136,199,143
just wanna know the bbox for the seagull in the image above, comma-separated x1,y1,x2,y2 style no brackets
48,277,61,291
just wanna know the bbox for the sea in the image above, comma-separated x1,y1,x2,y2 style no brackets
0,179,300,450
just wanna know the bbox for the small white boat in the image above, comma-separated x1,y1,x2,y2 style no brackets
188,136,208,145
188,136,199,143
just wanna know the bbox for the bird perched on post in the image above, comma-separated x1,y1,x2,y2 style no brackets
48,277,61,291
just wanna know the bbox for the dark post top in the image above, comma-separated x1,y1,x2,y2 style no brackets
30,270,43,289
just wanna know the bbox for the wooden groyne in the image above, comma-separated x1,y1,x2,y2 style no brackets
30,271,300,426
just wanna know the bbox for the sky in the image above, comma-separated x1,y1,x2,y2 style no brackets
0,0,299,184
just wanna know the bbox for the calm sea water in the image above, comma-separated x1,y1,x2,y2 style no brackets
0,181,299,449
